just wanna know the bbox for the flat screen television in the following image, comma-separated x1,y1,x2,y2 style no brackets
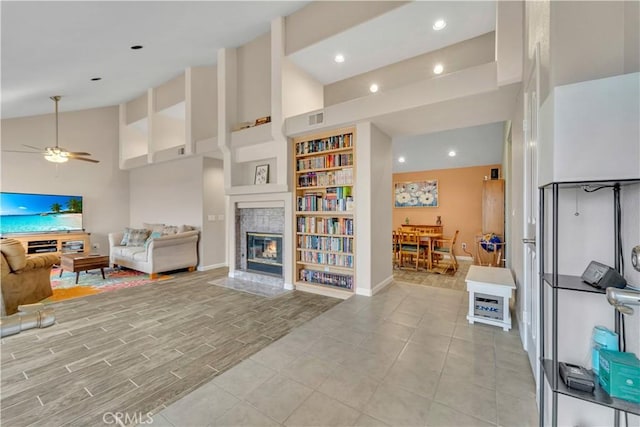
0,192,83,235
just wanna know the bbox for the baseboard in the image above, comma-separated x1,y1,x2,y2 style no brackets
284,282,294,290
356,275,393,297
198,263,227,271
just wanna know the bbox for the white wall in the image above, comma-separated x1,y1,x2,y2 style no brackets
553,73,639,181
496,0,524,86
355,122,393,296
201,158,226,269
508,89,526,343
369,123,393,293
550,1,626,89
191,65,218,144
128,155,203,231
0,106,129,252
282,58,324,119
237,32,271,124
624,0,640,73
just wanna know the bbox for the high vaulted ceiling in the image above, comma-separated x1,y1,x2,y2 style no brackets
2,1,497,120
2,1,509,171
1,1,309,118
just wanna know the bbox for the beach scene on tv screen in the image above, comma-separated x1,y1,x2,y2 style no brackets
0,193,83,234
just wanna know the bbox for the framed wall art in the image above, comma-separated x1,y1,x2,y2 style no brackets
254,164,269,185
394,180,438,207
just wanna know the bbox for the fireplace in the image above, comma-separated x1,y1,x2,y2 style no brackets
246,232,283,276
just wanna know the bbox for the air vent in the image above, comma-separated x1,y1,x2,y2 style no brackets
178,147,185,155
308,112,324,126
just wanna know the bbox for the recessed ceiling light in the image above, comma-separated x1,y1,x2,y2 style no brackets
369,84,379,93
90,77,102,81
448,150,456,157
433,19,447,31
130,45,143,50
398,157,406,163
433,64,444,75
334,54,345,63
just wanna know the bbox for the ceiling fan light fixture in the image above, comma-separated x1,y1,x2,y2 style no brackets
433,19,447,31
44,152,69,163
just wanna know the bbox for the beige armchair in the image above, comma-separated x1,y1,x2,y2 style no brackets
1,239,59,315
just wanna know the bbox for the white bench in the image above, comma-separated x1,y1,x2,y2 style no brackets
465,265,516,331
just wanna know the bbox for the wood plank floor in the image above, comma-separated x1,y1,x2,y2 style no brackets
0,268,341,426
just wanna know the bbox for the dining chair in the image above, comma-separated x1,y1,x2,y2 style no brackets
392,230,401,268
431,230,460,274
399,230,426,270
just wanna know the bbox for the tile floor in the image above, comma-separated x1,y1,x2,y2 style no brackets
152,278,539,426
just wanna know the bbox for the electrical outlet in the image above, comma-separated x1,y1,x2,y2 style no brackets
461,242,467,250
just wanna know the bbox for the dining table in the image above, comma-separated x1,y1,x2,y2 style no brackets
395,229,443,270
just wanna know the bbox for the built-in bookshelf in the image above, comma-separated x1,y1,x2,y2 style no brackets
293,127,355,299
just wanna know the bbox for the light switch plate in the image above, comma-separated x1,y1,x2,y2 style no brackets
208,215,216,221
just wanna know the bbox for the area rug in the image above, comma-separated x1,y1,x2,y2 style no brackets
44,267,173,303
393,260,471,291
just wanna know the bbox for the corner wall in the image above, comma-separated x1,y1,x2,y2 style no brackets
355,122,393,295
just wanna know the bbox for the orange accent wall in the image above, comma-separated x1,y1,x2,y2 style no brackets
393,164,501,258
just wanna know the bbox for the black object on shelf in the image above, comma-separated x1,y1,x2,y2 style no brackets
543,360,640,415
558,361,595,393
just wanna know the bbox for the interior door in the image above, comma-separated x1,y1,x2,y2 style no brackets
523,46,540,382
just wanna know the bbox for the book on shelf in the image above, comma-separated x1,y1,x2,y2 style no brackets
297,153,353,171
295,133,353,156
297,217,354,235
299,268,353,290
298,251,354,268
298,170,353,187
297,235,353,252
297,191,354,212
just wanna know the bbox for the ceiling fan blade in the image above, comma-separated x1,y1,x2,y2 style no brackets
22,144,45,152
67,152,92,156
70,156,100,163
2,149,42,154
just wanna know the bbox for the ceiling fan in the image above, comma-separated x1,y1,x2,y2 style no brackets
4,96,100,163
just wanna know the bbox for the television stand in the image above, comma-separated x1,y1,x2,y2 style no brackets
7,232,90,256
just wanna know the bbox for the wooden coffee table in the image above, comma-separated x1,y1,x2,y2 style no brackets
60,253,110,284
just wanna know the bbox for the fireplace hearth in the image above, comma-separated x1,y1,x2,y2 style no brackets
246,232,283,276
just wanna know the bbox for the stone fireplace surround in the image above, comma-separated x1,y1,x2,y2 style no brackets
227,194,293,289
236,207,284,273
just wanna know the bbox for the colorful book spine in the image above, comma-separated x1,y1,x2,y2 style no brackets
298,269,353,290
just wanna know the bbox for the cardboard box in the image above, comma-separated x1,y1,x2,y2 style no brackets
598,350,640,403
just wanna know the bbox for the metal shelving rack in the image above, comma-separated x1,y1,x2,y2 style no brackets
538,178,640,427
